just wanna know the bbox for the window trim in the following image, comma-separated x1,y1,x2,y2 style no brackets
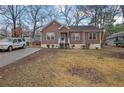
71,33,80,41
88,32,97,40
46,32,55,40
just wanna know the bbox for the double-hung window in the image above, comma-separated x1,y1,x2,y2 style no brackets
46,32,55,40
88,32,97,40
71,33,80,41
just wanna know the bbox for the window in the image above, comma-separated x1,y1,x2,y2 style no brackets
88,32,97,40
71,33,80,41
18,39,22,42
22,38,25,42
46,32,55,40
0,38,12,42
13,39,17,43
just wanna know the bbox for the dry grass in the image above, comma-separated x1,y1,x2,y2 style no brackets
0,47,124,87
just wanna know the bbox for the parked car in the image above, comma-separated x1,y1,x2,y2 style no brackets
0,37,27,51
114,40,124,47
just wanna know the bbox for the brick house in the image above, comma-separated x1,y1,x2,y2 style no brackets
41,20,103,49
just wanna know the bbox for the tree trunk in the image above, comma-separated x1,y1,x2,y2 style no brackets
13,19,16,37
32,21,36,38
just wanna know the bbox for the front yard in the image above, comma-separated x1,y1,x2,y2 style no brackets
0,47,124,86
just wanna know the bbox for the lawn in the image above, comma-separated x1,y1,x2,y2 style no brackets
0,47,124,87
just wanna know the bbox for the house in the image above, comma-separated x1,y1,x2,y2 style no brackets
106,31,124,46
41,20,103,49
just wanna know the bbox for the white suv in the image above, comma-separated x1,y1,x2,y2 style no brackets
0,37,27,51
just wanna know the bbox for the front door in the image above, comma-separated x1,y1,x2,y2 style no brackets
59,33,68,48
60,33,66,43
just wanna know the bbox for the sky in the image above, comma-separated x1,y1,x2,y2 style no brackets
0,5,123,33
114,16,123,25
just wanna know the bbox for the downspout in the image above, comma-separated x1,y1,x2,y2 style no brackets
58,31,61,48
83,31,86,45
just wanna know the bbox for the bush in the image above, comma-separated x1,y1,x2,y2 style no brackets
72,45,75,49
81,45,86,49
47,45,50,48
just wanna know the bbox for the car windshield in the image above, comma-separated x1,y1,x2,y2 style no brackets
0,38,13,42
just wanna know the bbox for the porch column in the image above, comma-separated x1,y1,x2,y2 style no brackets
67,30,70,46
58,31,61,45
83,32,85,44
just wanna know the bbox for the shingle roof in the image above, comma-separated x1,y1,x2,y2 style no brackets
69,26,100,31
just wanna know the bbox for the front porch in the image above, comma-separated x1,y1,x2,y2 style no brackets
58,32,70,48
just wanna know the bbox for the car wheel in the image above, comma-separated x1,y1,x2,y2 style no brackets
8,46,12,52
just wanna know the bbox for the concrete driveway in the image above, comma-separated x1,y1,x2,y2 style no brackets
0,48,41,68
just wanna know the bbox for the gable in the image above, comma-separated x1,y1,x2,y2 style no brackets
41,20,69,32
42,20,62,31
43,22,61,31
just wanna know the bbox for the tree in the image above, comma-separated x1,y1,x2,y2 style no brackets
45,6,59,22
0,5,25,37
56,5,73,26
88,6,122,35
0,19,11,36
26,5,47,38
72,5,91,26
120,5,124,25
85,5,122,46
89,6,121,26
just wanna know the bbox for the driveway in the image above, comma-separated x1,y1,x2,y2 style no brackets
0,48,41,68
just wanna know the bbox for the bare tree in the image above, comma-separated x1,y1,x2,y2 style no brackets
72,5,91,26
88,6,122,28
0,5,25,37
120,5,124,23
56,5,73,26
26,5,47,38
44,6,59,22
0,19,11,36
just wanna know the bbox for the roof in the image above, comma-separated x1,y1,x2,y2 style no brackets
107,31,124,39
41,20,101,32
41,20,69,31
69,26,100,31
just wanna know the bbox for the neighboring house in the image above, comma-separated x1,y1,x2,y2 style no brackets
106,31,124,46
41,20,103,49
